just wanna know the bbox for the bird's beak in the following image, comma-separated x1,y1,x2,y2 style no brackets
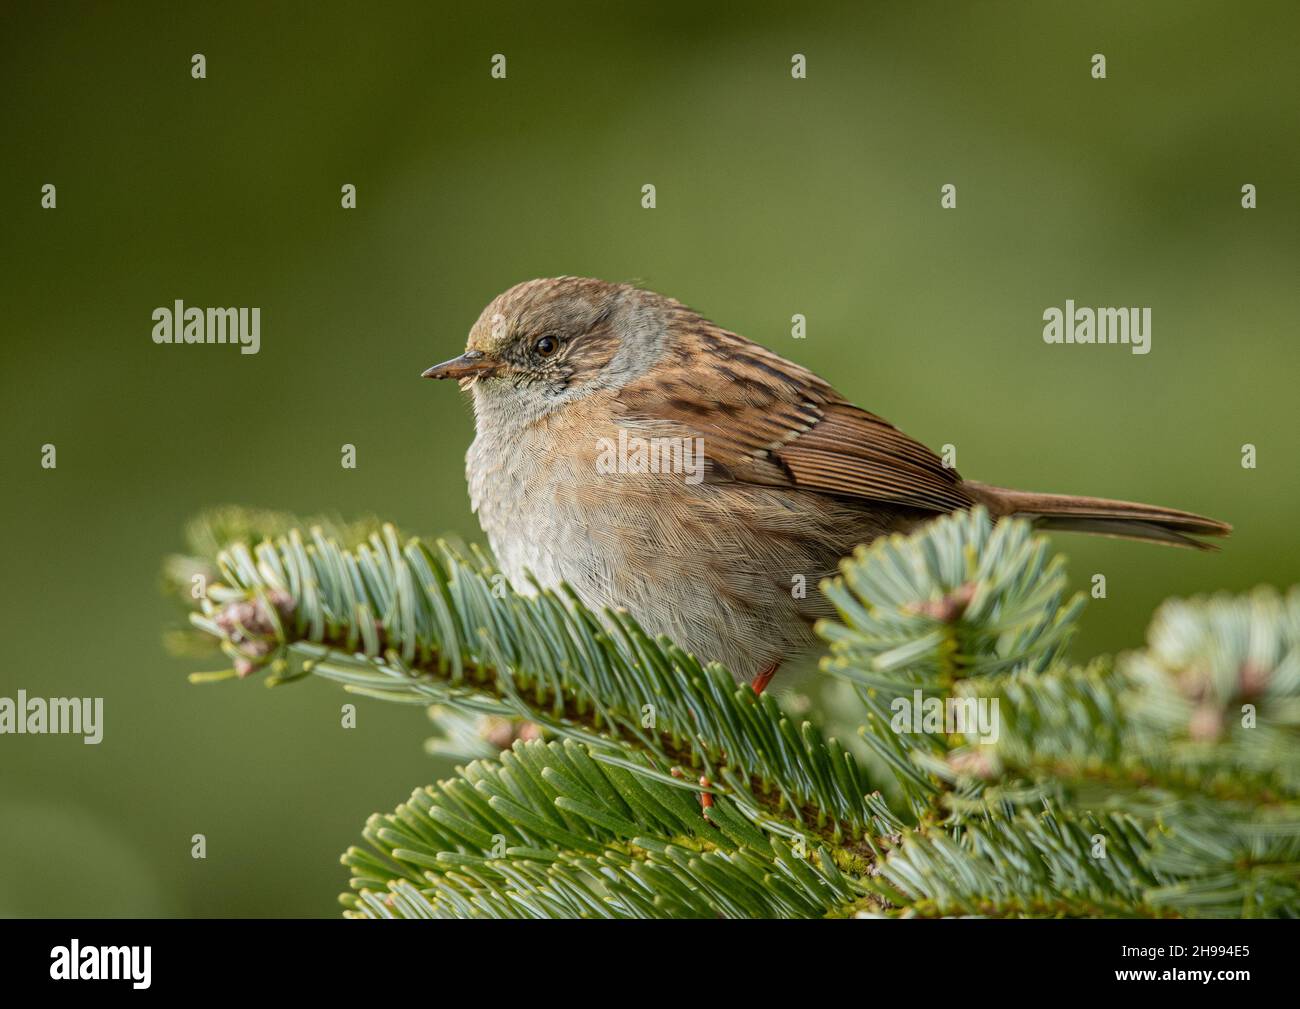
421,350,496,380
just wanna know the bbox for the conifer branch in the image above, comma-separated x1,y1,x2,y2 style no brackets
170,505,1300,918
182,519,882,850
340,737,876,919
815,513,1300,918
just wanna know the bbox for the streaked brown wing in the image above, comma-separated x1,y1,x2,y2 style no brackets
611,322,972,513
775,402,972,512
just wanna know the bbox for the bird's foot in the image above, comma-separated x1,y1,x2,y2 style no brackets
750,660,781,695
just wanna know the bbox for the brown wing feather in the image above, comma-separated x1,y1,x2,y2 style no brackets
607,298,1223,546
612,313,968,513
777,403,973,512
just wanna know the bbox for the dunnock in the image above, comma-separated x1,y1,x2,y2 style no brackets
424,277,1229,691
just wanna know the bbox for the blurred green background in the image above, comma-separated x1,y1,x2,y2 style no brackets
1,0,1296,916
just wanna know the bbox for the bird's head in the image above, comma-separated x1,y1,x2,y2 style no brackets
422,277,673,420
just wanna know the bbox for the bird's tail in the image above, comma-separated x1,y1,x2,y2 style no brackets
964,482,1232,550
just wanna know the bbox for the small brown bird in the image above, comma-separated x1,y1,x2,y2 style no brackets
424,277,1229,692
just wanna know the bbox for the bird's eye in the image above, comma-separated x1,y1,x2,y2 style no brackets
533,334,559,357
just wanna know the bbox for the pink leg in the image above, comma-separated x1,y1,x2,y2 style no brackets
750,660,781,695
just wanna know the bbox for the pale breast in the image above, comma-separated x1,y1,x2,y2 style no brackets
466,411,611,595
465,412,903,678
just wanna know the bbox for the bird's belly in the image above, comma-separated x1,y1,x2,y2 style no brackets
482,501,577,594
468,446,884,678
